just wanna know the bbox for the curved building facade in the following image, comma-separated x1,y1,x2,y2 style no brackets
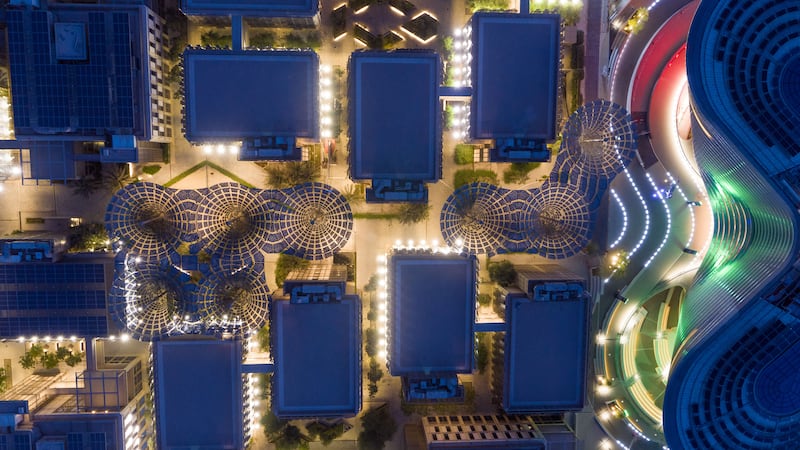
663,1,800,448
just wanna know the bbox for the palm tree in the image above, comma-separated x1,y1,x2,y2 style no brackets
102,164,135,193
270,424,311,450
69,174,102,198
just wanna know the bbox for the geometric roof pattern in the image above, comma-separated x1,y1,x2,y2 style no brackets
106,181,352,340
440,101,636,258
276,183,354,260
197,263,270,332
561,99,637,180
527,182,592,259
108,254,269,341
440,182,509,256
106,181,352,261
105,182,192,258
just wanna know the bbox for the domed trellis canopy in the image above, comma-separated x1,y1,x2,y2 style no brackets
197,263,270,331
109,262,187,341
275,182,353,260
195,183,274,258
105,182,188,258
526,182,592,259
440,182,510,256
562,99,637,180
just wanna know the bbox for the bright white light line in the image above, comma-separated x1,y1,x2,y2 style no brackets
609,189,628,249
665,172,696,252
643,172,671,268
625,167,650,258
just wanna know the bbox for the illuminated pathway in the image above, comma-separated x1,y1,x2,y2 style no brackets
593,0,716,447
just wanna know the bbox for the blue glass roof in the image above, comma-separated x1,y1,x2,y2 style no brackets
272,296,361,418
389,254,476,375
470,13,560,141
181,0,318,17
504,294,588,412
349,51,441,181
0,263,109,338
183,50,319,141
154,340,244,449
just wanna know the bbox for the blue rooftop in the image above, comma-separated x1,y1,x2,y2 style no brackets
389,253,476,375
349,51,441,181
183,50,319,142
0,261,110,338
470,13,560,141
181,0,318,17
272,296,361,418
154,340,244,449
504,294,588,412
6,8,147,139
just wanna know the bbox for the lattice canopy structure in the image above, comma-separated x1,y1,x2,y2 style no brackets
440,183,510,256
562,99,637,180
527,183,592,259
276,182,353,260
109,261,186,340
195,183,276,258
197,260,270,331
105,182,189,258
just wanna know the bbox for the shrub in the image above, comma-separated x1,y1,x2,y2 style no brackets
476,339,489,373
249,31,277,48
367,358,384,383
142,165,161,175
68,223,109,253
502,162,539,184
275,253,310,287
364,328,377,357
358,406,397,450
396,203,430,224
454,144,474,165
477,293,491,306
200,30,232,48
453,169,498,189
488,260,517,287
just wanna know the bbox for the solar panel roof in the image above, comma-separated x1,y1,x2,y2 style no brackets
7,9,138,137
0,262,110,338
389,254,476,375
349,51,441,181
470,13,560,141
182,50,319,141
272,296,360,417
504,294,588,411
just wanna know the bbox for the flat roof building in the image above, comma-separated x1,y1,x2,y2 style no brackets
181,0,319,23
422,414,576,449
153,339,247,449
502,291,588,412
6,3,171,145
0,255,115,339
271,295,361,418
467,12,560,161
388,251,476,375
348,51,441,201
182,49,319,159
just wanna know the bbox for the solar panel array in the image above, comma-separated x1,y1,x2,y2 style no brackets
6,10,136,136
0,263,109,338
106,182,352,340
441,100,635,258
